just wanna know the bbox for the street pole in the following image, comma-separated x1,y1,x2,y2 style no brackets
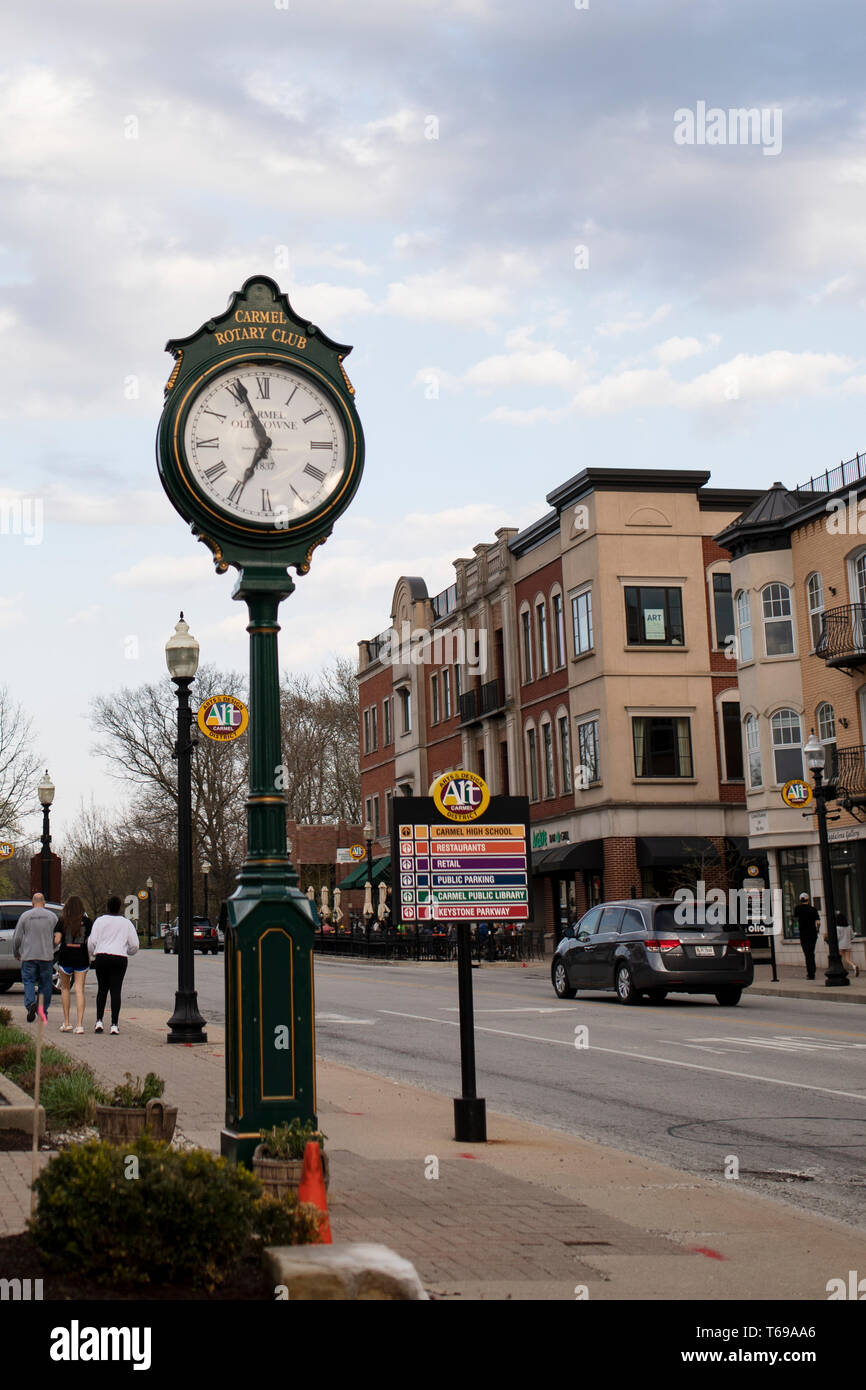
813,767,849,987
166,617,208,1042
37,771,54,900
453,921,487,1142
146,876,153,950
202,860,211,920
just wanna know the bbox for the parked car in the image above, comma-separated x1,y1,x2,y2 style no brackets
0,899,65,993
551,899,754,1006
162,915,219,955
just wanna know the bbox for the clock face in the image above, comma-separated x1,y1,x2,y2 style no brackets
182,362,348,528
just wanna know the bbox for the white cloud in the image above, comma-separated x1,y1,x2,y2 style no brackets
595,304,672,338
385,273,510,329
0,594,24,630
653,336,705,365
111,553,215,591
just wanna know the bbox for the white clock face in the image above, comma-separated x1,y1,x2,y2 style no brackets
182,362,348,527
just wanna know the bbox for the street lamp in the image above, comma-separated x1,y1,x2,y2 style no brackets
803,731,849,987
363,818,375,949
201,860,211,920
146,875,154,950
37,770,55,899
165,613,208,1041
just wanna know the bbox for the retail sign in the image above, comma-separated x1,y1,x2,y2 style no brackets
392,794,532,922
781,778,813,808
828,826,866,842
749,810,769,834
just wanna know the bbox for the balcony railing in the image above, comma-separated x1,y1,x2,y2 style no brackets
458,677,506,725
458,689,479,724
831,744,866,799
794,449,866,502
479,676,506,715
815,605,866,670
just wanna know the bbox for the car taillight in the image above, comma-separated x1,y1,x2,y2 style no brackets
728,939,751,952
645,938,683,954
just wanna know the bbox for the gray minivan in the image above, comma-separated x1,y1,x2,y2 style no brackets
0,900,64,993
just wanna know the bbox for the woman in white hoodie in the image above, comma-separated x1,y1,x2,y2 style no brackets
87,895,139,1034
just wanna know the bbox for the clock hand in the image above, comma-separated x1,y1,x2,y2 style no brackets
235,438,272,500
232,379,270,448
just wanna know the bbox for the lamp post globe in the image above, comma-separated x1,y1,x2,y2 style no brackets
37,769,55,898
804,731,824,772
165,613,207,1042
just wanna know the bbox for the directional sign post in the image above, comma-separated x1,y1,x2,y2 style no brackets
392,774,532,1141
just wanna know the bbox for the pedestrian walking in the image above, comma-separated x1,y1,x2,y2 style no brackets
833,911,859,978
54,895,92,1033
87,895,139,1034
12,893,58,1022
793,891,820,979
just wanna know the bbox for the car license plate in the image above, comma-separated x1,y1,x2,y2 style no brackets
695,945,715,957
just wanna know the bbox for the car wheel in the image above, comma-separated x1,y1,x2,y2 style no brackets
715,986,742,1006
645,989,668,1004
52,966,61,995
615,963,641,1005
552,959,576,999
0,980,12,992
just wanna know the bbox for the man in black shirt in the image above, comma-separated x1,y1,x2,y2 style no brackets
793,892,820,979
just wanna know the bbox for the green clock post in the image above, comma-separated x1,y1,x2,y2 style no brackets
156,275,365,1165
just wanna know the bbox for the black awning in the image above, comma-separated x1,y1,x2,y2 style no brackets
635,837,719,868
532,839,603,873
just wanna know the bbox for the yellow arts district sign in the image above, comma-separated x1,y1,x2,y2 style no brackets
0,841,13,859
197,694,250,742
349,844,366,860
781,778,813,808
430,770,491,823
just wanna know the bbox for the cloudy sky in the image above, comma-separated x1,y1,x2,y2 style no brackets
2,0,866,841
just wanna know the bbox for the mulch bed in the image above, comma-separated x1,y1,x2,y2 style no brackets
0,1129,52,1152
0,1231,272,1300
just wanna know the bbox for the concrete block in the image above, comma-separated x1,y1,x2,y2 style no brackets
0,1072,45,1135
264,1242,429,1300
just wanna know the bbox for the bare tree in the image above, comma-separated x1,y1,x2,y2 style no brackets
279,657,360,823
0,686,41,836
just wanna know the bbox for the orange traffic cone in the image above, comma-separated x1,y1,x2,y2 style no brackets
298,1140,332,1244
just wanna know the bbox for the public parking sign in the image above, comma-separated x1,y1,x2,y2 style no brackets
392,784,532,924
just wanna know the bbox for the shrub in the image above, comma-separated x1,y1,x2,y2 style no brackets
258,1117,327,1160
107,1072,164,1108
40,1071,101,1129
0,1042,30,1073
253,1192,323,1247
0,1006,11,1027
31,1137,262,1288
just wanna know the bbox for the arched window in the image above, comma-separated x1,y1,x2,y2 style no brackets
771,709,803,783
736,590,753,663
762,584,795,657
525,723,539,801
806,573,824,649
817,702,836,770
744,714,762,788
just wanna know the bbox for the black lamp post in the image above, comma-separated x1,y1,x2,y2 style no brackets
145,876,153,949
165,614,208,1042
201,860,211,920
363,819,375,949
804,732,849,988
37,771,54,899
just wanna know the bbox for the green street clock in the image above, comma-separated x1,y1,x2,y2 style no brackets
156,275,365,1166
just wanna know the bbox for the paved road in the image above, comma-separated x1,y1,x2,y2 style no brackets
126,950,866,1229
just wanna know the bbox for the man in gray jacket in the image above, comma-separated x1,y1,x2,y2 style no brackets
13,893,58,1022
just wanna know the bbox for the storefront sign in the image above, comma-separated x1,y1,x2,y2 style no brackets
393,794,531,922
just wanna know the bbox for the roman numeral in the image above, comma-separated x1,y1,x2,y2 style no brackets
226,380,246,404
203,409,226,422
285,386,298,406
310,440,332,450
227,481,243,505
261,488,272,512
255,377,270,399
204,462,227,482
304,463,326,483
196,437,219,448
302,409,323,424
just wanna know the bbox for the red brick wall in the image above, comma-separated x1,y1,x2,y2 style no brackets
603,838,640,900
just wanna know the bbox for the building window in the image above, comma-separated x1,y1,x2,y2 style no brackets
552,592,565,668
442,668,451,719
625,586,684,645
736,590,753,663
373,795,381,838
454,664,462,700
744,714,762,788
762,583,795,656
571,588,593,655
633,716,693,777
817,702,836,769
771,708,803,783
399,687,411,734
383,697,392,746
806,573,824,649
526,728,539,801
521,610,533,682
712,572,735,650
384,789,393,831
364,796,373,826
779,846,810,939
577,718,600,784
536,600,549,676
721,701,744,780
558,715,572,793
431,674,440,724
363,708,371,754
371,705,378,751
542,721,555,797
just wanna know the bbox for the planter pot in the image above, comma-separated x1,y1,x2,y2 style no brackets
94,1098,178,1145
252,1145,329,1198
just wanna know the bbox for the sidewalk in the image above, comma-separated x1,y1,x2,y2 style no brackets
2,993,864,1299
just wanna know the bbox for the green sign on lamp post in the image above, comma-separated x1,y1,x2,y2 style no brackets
156,275,365,1165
